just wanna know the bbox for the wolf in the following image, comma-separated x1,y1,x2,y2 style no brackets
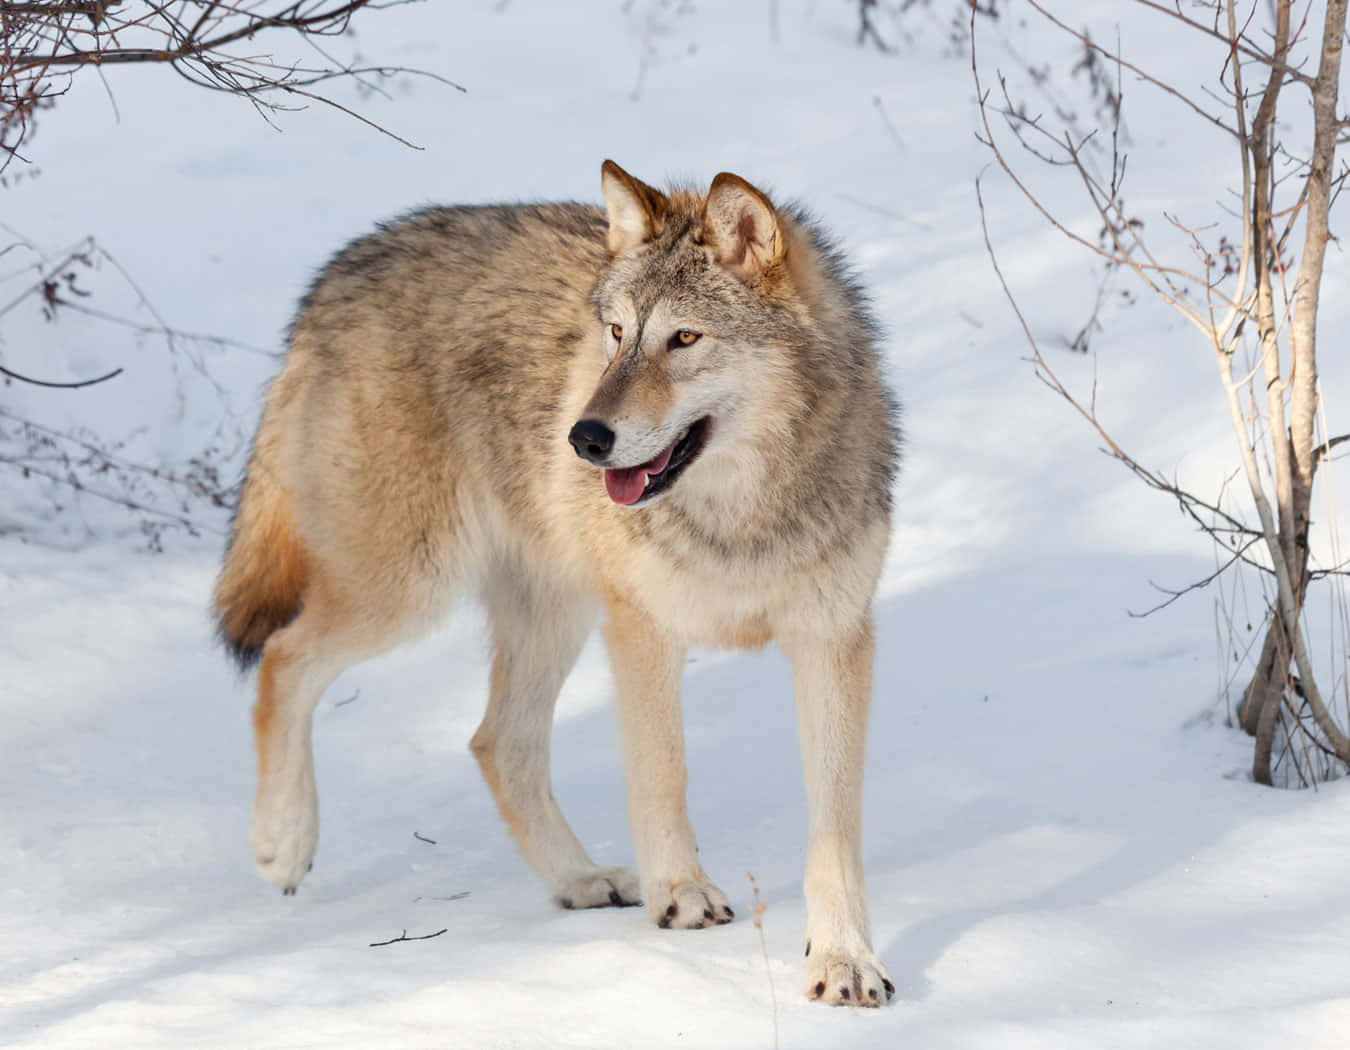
213,161,899,1006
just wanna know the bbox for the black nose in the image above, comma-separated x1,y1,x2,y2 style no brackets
568,418,616,464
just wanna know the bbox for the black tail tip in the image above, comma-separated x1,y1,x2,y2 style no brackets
217,624,264,673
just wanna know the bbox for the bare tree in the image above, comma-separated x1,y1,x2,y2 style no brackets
973,1,1350,785
1,1,460,545
2,0,461,172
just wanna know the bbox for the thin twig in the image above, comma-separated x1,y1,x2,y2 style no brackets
747,872,778,1050
1313,433,1350,463
0,362,123,388
1129,537,1264,617
368,927,448,948
2,1,456,169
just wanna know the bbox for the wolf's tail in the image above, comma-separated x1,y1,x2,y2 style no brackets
213,436,310,671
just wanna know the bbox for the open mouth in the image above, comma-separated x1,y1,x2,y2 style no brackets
603,417,710,506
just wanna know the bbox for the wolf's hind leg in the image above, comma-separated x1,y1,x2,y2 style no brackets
471,575,639,909
250,588,385,893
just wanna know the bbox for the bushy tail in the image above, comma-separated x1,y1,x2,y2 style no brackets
213,444,310,671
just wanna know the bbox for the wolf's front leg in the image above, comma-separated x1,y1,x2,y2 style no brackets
604,594,734,929
783,615,893,1007
471,582,639,911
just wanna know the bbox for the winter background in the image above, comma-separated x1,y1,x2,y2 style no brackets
4,2,1350,1047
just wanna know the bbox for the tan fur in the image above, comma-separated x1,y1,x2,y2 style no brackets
703,172,785,283
580,349,675,428
602,159,669,253
251,644,282,806
212,415,312,659
215,163,899,1004
467,660,524,845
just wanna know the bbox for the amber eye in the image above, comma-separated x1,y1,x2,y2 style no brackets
609,323,623,341
670,329,701,349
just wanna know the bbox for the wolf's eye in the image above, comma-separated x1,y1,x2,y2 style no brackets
670,329,701,349
609,323,623,341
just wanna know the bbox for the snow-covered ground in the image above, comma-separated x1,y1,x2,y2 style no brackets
4,2,1350,1047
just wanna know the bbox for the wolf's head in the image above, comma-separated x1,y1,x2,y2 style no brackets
569,161,808,509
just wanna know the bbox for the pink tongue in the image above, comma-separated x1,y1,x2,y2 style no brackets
604,440,676,505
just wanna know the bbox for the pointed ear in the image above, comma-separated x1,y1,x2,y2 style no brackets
701,172,784,283
601,160,668,255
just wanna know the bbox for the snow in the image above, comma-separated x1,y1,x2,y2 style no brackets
5,2,1350,1047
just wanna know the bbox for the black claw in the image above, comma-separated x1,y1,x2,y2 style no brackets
559,897,574,910
840,987,850,1000
703,907,714,920
282,887,295,896
723,906,734,919
658,915,672,929
609,890,623,906
665,904,677,918
869,988,879,1001
813,981,826,999
883,979,895,999
804,939,811,957
306,861,313,872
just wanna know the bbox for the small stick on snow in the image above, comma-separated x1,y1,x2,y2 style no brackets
369,927,448,948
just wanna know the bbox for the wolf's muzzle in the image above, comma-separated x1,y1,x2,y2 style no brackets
568,418,616,465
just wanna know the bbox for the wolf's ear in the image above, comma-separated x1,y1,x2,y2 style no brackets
601,160,668,255
701,173,784,283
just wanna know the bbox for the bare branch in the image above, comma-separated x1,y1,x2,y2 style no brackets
1313,433,1350,464
1133,0,1315,86
973,0,1350,778
1129,536,1263,618
0,362,123,388
1025,0,1243,139
368,927,448,948
1,0,456,169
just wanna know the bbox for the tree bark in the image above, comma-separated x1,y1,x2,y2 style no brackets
1236,1,1349,783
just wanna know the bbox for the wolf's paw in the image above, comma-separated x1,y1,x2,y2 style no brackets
645,876,734,929
250,786,318,894
553,866,642,910
802,945,894,1007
